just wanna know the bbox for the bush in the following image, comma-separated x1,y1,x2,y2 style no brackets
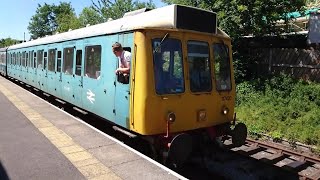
236,74,320,148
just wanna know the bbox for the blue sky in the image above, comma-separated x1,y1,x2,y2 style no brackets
0,0,165,40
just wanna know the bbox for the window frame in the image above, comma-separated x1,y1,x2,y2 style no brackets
152,38,185,95
212,43,232,92
48,49,56,72
187,40,212,93
63,47,75,75
84,45,102,79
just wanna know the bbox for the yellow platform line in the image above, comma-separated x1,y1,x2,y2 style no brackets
0,84,121,180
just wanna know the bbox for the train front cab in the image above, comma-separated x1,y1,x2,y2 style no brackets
130,29,247,164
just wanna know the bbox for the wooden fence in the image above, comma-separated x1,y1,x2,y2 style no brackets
249,47,320,82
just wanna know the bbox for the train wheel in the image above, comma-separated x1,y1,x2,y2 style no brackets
166,133,193,168
231,123,247,147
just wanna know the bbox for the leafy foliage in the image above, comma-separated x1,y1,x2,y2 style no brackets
28,2,77,39
0,38,19,48
236,74,320,149
56,13,81,33
78,7,104,27
91,0,156,20
161,0,306,83
162,0,305,37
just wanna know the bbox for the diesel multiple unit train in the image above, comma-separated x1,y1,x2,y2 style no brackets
0,5,247,165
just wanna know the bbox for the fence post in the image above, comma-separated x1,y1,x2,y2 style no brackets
268,48,273,73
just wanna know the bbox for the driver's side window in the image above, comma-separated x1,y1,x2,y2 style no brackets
116,47,131,84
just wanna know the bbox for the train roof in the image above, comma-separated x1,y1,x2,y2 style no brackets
0,47,8,52
9,4,228,50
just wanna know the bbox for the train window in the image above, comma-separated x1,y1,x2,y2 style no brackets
63,48,74,75
33,51,37,68
32,51,35,68
187,41,212,92
44,52,48,70
22,52,26,67
13,53,16,65
30,51,33,67
85,45,101,79
57,51,62,72
75,50,82,76
19,52,21,66
152,38,184,95
37,50,43,69
20,52,23,66
14,53,19,65
213,43,232,91
18,52,21,66
48,49,56,72
26,52,29,67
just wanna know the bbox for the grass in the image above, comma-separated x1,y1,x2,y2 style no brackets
236,74,320,151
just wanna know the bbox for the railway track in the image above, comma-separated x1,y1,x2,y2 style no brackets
223,137,320,180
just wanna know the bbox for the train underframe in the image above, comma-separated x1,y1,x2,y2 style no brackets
144,122,248,167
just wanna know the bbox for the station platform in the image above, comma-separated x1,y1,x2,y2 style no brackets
0,76,185,180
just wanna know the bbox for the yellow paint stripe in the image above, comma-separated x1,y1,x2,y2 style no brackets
0,84,121,180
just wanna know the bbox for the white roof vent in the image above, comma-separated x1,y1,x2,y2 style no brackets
123,8,151,17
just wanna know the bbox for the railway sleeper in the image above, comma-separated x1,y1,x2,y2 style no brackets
308,169,320,180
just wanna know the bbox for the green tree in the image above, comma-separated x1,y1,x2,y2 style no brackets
0,38,19,48
28,2,77,39
78,7,104,27
91,0,156,20
161,0,305,38
56,13,81,33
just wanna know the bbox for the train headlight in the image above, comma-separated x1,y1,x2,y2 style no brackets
197,110,207,121
222,107,229,115
167,112,176,123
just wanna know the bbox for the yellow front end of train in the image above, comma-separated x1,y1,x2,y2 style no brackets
130,29,236,136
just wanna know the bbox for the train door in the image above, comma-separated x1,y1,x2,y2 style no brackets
114,33,134,128
61,45,75,104
26,50,32,86
47,48,56,96
55,48,63,99
21,51,26,82
23,51,28,83
72,42,83,108
36,49,44,90
17,52,22,81
42,50,49,93
25,51,29,83
31,50,37,88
